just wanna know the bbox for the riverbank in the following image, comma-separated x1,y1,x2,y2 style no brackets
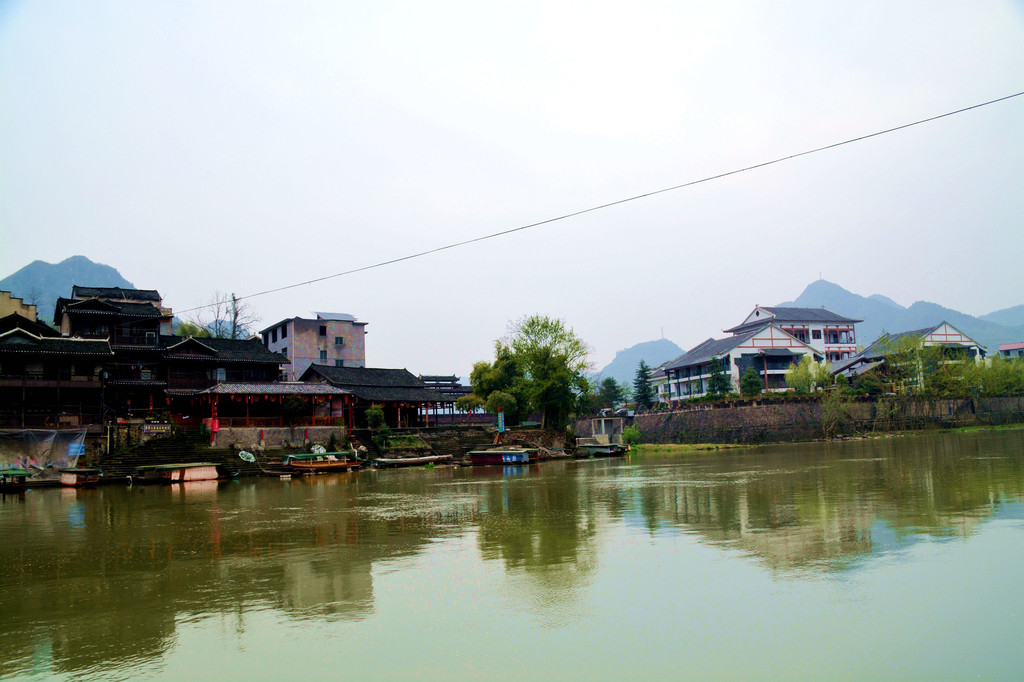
624,394,1024,445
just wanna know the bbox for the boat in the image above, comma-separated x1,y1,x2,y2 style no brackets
59,467,102,487
372,454,453,468
575,416,631,459
282,451,362,473
136,462,225,483
0,468,31,493
467,447,536,465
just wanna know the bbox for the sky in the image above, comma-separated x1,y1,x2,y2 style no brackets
2,1,1023,379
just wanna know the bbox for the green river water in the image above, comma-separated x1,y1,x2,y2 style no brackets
1,429,1023,681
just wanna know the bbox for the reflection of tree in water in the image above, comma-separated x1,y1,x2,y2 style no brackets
473,462,606,622
638,430,1024,573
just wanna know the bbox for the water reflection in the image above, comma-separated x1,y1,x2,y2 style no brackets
0,429,1022,678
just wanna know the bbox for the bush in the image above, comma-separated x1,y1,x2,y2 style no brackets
623,425,641,446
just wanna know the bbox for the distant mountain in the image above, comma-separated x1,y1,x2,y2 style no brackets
979,304,1024,328
780,280,1024,352
0,256,135,324
597,338,685,386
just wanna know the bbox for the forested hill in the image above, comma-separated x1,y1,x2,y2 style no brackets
0,256,134,324
780,280,1024,351
597,338,685,386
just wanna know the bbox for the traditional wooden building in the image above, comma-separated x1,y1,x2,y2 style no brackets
173,382,350,431
54,287,175,416
0,313,113,428
300,365,445,428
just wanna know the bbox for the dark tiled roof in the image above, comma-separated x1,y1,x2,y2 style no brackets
833,324,947,373
725,306,861,333
301,365,444,403
347,386,448,403
667,332,757,370
302,365,426,388
0,330,113,356
57,297,165,319
200,382,348,395
0,312,60,338
72,286,162,302
161,336,289,364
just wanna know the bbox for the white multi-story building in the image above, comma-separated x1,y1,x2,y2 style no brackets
723,306,861,364
664,323,823,400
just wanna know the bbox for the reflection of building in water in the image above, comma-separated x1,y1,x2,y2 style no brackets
0,475,475,677
637,434,1023,574
279,555,375,617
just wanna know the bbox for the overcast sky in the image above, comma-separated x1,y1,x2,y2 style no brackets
2,1,1022,379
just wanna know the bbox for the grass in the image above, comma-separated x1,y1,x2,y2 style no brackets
382,435,429,450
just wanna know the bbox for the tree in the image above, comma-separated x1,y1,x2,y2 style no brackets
455,394,484,423
633,360,653,410
707,358,731,397
469,315,591,430
740,367,763,397
785,355,832,393
597,377,624,409
187,291,261,339
502,315,592,429
174,320,212,338
484,390,517,416
469,346,530,424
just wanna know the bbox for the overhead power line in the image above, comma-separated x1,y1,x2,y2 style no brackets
177,90,1024,316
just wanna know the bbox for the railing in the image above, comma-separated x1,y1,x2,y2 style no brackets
0,407,104,428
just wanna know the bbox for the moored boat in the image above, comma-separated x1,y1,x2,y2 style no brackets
468,448,535,465
136,462,224,483
60,467,102,487
372,454,452,468
0,468,31,493
282,451,362,473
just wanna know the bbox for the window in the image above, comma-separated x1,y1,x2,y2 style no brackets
335,359,344,367
270,329,277,343
812,330,821,340
334,336,344,346
319,325,327,336
320,350,327,361
281,346,287,357
281,325,287,339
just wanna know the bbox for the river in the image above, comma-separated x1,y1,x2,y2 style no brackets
1,429,1022,680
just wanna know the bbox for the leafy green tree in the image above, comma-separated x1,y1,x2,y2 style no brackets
597,377,624,409
785,356,814,393
785,355,832,393
484,390,517,417
622,425,642,446
365,404,385,430
633,360,653,410
455,394,484,421
174,320,211,338
740,366,763,397
854,373,883,396
470,315,592,429
503,315,592,429
469,346,530,424
707,358,731,397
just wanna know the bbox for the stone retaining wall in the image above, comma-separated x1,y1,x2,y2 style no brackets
597,395,1024,445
